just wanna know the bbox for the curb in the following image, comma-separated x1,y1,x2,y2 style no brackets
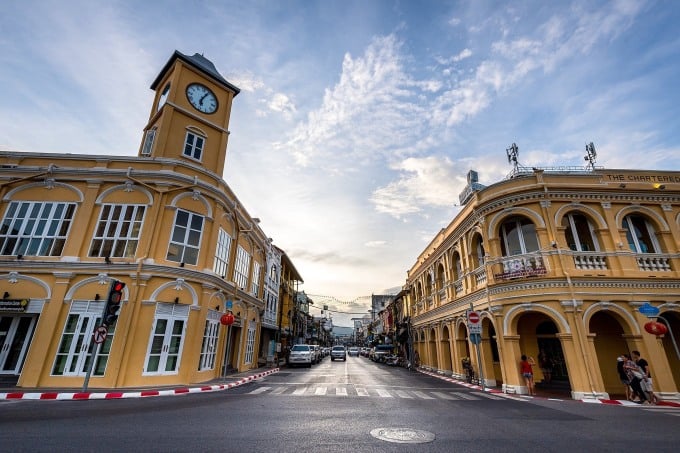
419,369,680,407
0,368,279,401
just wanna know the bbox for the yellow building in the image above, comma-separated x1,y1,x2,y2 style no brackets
406,165,680,400
0,50,301,389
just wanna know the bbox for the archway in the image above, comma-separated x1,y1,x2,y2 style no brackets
483,318,501,385
660,311,680,391
456,321,470,375
440,325,452,373
589,311,629,398
428,328,438,370
517,312,571,396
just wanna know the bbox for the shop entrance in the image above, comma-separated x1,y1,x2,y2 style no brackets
518,314,571,396
0,315,37,380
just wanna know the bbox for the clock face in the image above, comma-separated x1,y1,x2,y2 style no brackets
186,83,218,114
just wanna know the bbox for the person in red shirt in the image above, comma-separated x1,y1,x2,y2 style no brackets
520,354,536,395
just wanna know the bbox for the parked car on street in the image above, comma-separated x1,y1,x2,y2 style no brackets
371,345,394,363
330,345,347,361
348,347,360,357
288,344,313,367
310,345,322,364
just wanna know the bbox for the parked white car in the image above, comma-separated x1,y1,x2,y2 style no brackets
288,344,313,368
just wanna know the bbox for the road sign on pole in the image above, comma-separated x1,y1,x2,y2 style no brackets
93,325,108,344
467,310,482,334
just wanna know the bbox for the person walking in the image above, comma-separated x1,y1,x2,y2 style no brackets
632,350,658,405
616,355,632,401
623,353,647,404
538,350,553,385
520,354,536,396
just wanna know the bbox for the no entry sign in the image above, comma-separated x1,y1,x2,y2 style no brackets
467,310,481,334
468,311,480,324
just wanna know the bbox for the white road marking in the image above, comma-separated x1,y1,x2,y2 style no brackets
412,391,435,400
335,387,348,396
248,387,270,394
394,390,413,398
315,387,327,395
355,387,369,397
430,391,456,400
375,388,393,398
292,387,307,395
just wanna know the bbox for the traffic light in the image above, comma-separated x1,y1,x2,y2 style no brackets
102,280,126,327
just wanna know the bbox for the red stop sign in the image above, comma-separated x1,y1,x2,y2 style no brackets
468,311,480,324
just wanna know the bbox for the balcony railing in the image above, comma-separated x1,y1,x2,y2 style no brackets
572,252,608,270
454,278,464,295
474,267,487,285
636,254,671,272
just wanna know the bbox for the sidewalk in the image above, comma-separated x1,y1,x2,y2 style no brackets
418,369,680,407
0,367,279,401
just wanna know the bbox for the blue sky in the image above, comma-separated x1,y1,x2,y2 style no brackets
1,1,679,325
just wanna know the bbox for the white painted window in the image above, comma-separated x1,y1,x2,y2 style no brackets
143,303,189,375
251,261,261,297
198,311,220,371
500,217,539,256
234,245,250,290
213,228,232,278
563,213,599,252
623,214,659,253
183,129,205,161
167,209,204,265
141,127,156,156
89,204,146,258
52,301,113,377
245,321,256,364
0,201,76,256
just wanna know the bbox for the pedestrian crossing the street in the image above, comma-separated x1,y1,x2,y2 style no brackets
245,385,510,401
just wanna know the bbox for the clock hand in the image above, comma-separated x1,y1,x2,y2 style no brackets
199,93,208,105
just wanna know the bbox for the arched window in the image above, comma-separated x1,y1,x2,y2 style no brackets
453,252,463,280
562,212,599,251
500,216,539,256
472,234,485,267
623,214,659,253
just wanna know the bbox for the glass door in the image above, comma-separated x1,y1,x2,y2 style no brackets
144,316,186,375
52,313,101,376
0,315,37,375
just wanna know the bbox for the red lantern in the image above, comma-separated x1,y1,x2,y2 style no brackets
644,321,668,336
220,313,235,326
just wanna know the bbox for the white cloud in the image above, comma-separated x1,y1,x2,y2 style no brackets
371,156,463,218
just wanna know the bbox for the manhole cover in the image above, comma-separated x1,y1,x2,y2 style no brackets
370,428,435,444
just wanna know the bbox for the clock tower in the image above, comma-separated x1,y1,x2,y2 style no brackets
139,50,240,176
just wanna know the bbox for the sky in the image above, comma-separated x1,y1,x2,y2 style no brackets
1,0,679,326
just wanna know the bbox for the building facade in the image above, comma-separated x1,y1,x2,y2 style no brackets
0,51,302,389
406,165,680,400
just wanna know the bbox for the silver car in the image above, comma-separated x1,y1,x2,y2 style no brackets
288,344,312,367
330,345,346,361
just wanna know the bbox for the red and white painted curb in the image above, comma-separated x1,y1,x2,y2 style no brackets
419,368,680,407
0,368,278,401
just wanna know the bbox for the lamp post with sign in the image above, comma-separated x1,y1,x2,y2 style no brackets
467,303,485,391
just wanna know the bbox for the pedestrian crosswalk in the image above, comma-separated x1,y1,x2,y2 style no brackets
245,385,508,401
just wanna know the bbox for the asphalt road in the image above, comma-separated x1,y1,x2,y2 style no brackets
1,355,679,452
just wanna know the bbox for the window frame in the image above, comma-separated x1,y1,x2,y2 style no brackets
166,209,204,265
89,203,146,258
0,201,76,257
182,128,206,161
